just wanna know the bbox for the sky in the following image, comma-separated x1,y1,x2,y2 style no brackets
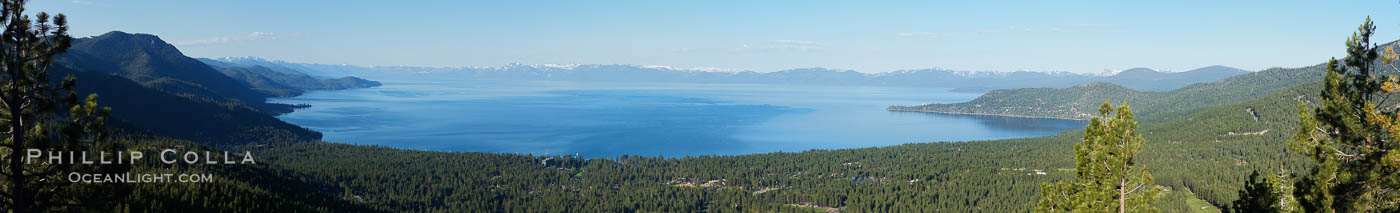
28,0,1400,74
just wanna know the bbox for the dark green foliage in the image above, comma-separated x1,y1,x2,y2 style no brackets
258,138,1079,212
1229,171,1275,213
1138,81,1316,207
1288,17,1400,212
0,1,129,211
1228,170,1299,213
54,67,320,145
97,133,377,212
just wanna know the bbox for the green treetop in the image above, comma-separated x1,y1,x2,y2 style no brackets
1289,16,1400,212
1038,101,1159,213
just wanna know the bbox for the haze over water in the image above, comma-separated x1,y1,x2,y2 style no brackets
271,79,1086,158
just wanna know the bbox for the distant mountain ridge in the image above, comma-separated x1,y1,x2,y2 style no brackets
227,57,1252,92
890,63,1324,121
198,58,382,97
1094,66,1250,91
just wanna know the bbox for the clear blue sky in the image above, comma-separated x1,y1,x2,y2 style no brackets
28,0,1400,73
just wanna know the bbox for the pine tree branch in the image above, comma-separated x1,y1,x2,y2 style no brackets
31,166,67,177
1126,182,1146,194
17,98,27,112
17,53,51,64
0,197,12,211
1335,149,1359,158
31,200,81,212
0,188,15,200
0,138,13,149
0,93,9,110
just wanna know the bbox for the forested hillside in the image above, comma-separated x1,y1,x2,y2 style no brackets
52,65,322,146
239,78,1332,212
41,32,336,145
107,133,375,212
59,32,274,110
40,31,392,146
890,63,1328,121
889,82,1150,119
199,58,381,97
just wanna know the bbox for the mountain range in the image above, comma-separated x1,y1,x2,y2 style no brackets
198,58,381,97
220,57,1250,92
52,30,1244,148
46,30,1253,156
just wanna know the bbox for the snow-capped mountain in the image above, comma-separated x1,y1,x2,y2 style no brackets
202,57,1250,92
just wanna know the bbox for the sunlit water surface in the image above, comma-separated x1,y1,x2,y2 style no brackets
271,80,1085,158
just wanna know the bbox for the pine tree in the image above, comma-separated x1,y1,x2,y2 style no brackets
0,0,122,212
1229,169,1300,213
1289,16,1400,212
1037,101,1159,213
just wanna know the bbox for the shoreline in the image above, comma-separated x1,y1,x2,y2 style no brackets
274,83,1080,159
885,108,1090,121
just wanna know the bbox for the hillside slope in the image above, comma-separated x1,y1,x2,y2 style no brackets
60,32,273,109
47,31,327,145
199,58,381,97
53,66,322,145
1096,66,1250,91
889,82,1150,119
891,63,1324,121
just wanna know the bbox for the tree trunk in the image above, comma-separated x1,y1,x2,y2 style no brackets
8,98,27,213
1119,178,1127,213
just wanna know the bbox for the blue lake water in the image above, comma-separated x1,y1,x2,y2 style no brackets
270,80,1086,158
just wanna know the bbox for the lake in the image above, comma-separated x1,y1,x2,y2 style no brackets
270,79,1086,158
